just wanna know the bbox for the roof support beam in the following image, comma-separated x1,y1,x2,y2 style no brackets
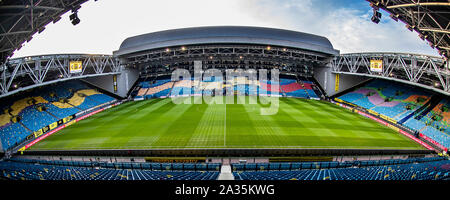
0,54,121,97
438,46,450,51
332,53,448,95
387,2,450,9
419,28,450,35
0,31,31,37
0,5,64,12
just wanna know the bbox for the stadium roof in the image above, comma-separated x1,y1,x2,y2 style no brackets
115,26,339,57
0,0,89,64
367,0,450,59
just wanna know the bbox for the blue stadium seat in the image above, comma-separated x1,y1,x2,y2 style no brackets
0,160,220,180
0,79,116,151
233,159,450,180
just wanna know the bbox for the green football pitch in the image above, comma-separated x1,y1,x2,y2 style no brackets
29,96,423,150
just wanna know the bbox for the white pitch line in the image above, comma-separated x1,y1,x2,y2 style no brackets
31,145,424,150
224,100,227,147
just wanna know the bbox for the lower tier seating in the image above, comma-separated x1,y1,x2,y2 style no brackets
0,123,30,150
0,158,221,180
137,77,320,99
337,78,450,149
0,80,116,151
0,161,220,180
233,159,450,180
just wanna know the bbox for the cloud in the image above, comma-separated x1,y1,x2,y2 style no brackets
238,0,439,56
12,0,272,58
12,0,439,58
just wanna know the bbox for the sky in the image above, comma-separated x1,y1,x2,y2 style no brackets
11,0,440,58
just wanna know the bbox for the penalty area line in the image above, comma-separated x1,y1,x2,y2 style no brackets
224,101,226,147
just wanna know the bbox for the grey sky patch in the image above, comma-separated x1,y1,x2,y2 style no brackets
12,0,439,58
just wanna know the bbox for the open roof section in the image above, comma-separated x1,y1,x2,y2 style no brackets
367,0,450,59
0,0,89,64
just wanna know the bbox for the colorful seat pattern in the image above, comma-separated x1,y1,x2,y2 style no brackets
0,80,116,151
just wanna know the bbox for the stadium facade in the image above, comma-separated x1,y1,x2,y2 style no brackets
1,25,448,153
1,7,449,181
1,26,449,154
112,26,341,98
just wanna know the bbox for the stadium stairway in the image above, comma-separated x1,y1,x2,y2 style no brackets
279,86,287,97
167,81,176,96
307,77,326,98
299,81,311,98
44,110,60,120
128,79,143,98
415,94,444,121
140,77,157,98
18,122,32,134
217,165,235,180
398,94,442,124
67,102,84,111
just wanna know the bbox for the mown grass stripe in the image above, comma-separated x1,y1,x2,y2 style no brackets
29,96,424,150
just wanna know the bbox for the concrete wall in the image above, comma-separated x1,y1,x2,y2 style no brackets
82,68,139,98
313,65,332,95
332,73,370,96
83,75,114,94
314,65,370,96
